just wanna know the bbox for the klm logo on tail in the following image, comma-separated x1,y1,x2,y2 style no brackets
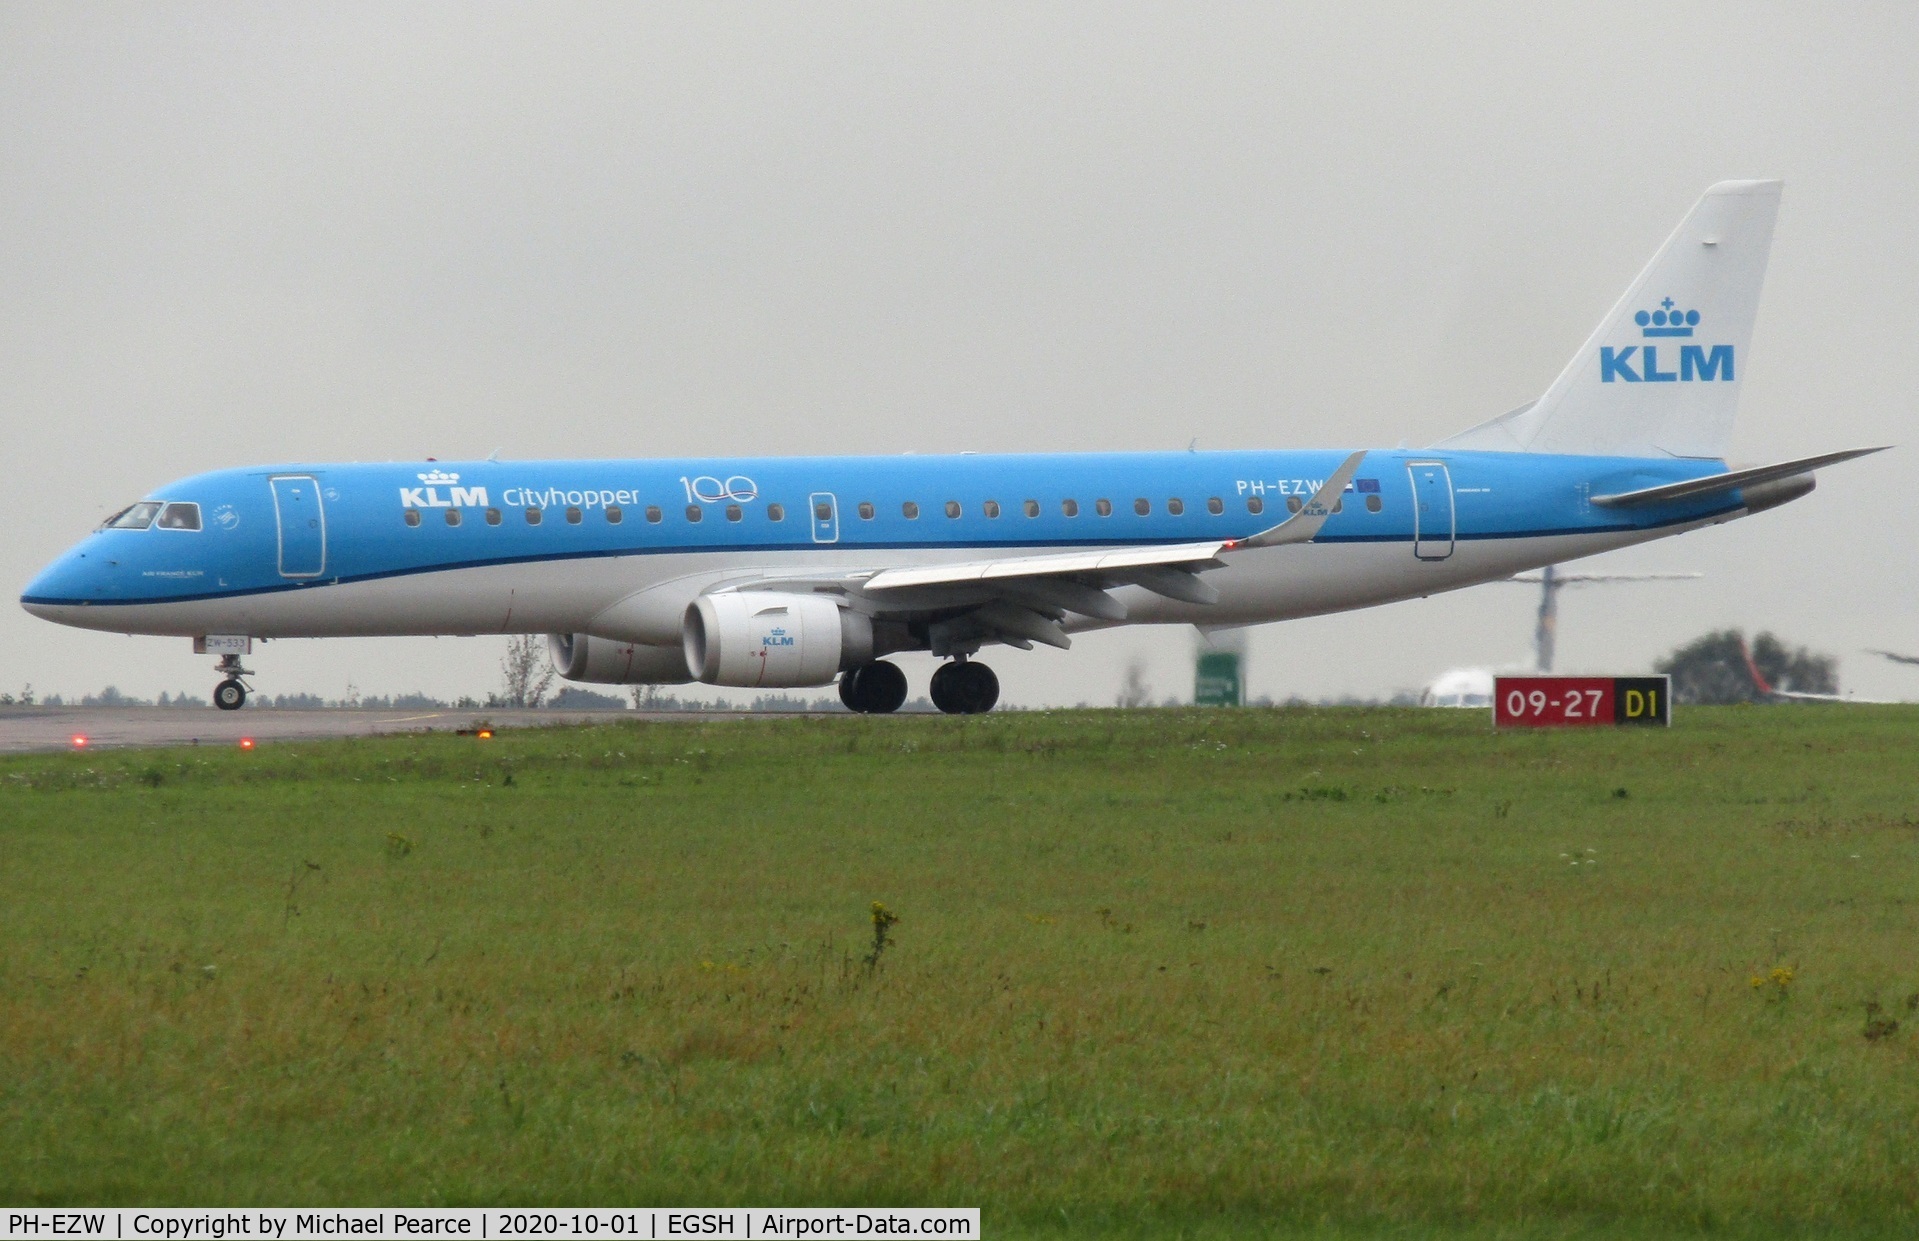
1599,299,1734,384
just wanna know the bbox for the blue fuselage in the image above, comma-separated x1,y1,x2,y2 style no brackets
23,449,1734,617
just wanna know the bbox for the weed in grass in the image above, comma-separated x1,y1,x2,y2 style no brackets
865,901,899,970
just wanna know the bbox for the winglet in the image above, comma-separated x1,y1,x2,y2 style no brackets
1232,452,1367,550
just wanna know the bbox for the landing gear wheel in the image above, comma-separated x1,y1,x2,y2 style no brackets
959,661,999,714
213,678,247,711
931,660,998,715
839,661,908,714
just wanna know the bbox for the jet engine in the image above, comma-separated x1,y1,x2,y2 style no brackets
683,592,873,687
547,633,693,684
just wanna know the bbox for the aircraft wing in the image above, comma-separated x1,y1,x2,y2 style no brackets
715,452,1367,655
1589,447,1887,508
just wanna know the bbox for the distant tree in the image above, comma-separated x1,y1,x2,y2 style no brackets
82,686,147,707
1115,661,1152,709
549,686,627,711
500,634,554,708
1655,629,1837,704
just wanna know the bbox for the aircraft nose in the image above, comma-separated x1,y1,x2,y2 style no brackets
19,544,109,622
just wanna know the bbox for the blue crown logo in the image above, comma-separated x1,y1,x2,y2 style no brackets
1635,297,1698,338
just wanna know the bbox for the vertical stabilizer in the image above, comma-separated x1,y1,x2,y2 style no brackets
1440,181,1781,459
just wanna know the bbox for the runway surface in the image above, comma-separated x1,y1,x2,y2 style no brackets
0,705,740,753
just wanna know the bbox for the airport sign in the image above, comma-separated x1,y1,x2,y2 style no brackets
1494,675,1670,728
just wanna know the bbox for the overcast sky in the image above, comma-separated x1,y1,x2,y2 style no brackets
3,3,1915,707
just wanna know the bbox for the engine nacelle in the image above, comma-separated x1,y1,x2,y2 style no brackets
547,633,693,684
683,592,872,687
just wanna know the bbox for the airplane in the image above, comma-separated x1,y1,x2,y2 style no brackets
1737,635,1881,704
18,180,1889,714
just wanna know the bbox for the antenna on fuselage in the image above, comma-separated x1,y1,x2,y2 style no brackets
486,447,502,463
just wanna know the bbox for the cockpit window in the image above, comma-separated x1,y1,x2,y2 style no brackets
156,502,202,531
104,502,163,530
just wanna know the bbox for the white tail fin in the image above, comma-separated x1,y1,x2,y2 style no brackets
1440,180,1781,459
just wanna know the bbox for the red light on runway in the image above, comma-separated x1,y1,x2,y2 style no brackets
239,737,255,750
70,734,88,749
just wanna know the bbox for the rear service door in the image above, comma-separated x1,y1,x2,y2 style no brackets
1407,462,1455,561
809,492,839,544
271,475,327,577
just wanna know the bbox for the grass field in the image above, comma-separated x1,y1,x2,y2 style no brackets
4,705,1919,1237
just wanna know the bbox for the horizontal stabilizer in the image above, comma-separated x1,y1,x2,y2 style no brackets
1589,447,1887,508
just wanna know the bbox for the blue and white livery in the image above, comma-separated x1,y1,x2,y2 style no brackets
20,182,1884,713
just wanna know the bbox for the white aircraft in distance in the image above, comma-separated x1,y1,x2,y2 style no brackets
20,180,1890,713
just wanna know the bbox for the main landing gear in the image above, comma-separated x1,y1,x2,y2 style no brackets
213,654,252,711
930,659,999,715
839,661,909,714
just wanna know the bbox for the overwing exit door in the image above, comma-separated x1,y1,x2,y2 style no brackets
809,492,839,544
1407,462,1455,561
271,475,327,577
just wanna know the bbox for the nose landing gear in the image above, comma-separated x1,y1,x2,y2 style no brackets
212,654,252,711
930,659,999,715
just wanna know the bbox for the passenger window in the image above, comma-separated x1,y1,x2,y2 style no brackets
815,501,833,522
685,504,703,522
944,501,961,519
105,502,162,530
1062,499,1079,517
445,509,461,526
1167,498,1184,516
1286,496,1303,514
525,508,542,525
767,503,785,521
858,502,874,520
486,508,503,526
1365,494,1383,513
606,506,622,524
1133,498,1150,516
983,500,1001,519
1207,497,1224,515
157,502,202,531
1332,498,1343,514
902,501,920,519
1023,500,1039,518
1247,496,1264,515
404,510,422,528
646,506,663,523
566,507,583,524
1095,499,1112,517
726,504,743,522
